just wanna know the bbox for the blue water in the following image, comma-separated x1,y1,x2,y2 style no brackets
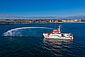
0,23,85,57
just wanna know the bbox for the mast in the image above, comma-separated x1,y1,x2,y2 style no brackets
58,25,61,33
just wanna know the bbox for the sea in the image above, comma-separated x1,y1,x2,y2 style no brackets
0,23,85,57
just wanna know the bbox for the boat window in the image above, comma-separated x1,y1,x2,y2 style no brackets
62,34,64,37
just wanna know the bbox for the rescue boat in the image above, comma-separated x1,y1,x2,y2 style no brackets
43,26,73,40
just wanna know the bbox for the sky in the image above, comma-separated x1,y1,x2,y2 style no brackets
0,0,85,16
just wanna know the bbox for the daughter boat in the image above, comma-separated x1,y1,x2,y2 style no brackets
43,26,73,40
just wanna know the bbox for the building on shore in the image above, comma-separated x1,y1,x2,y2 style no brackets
0,19,84,25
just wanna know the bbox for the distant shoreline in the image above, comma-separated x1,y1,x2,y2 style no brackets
0,19,85,25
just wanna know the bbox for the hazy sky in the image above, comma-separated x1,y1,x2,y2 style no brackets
0,0,85,16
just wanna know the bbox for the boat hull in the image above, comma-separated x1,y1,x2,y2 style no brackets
43,33,73,40
44,37,73,40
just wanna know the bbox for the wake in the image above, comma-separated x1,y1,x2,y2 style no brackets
3,27,52,36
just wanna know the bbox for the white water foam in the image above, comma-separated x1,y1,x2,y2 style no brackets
3,27,52,36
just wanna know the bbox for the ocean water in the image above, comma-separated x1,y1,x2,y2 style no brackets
0,23,85,57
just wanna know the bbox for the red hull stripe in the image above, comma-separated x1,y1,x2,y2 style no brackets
57,33,61,34
50,33,61,34
53,31,60,32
